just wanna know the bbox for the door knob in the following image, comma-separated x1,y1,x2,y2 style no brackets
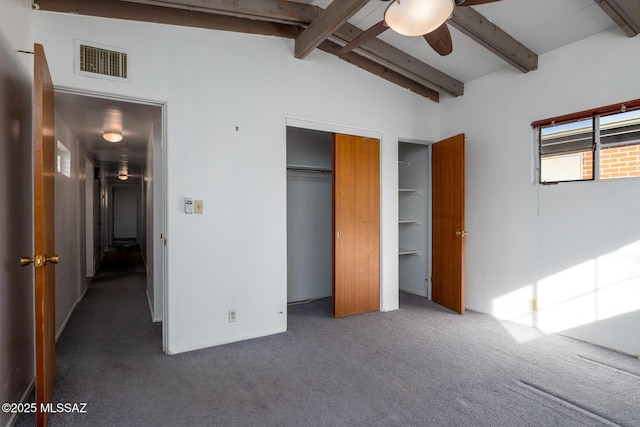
20,256,35,266
20,254,59,267
456,230,468,237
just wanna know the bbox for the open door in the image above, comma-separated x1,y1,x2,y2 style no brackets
32,43,57,427
332,134,380,317
431,134,465,314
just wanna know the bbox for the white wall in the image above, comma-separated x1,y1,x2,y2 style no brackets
54,113,88,335
440,29,640,356
145,122,164,322
0,2,34,425
33,11,439,354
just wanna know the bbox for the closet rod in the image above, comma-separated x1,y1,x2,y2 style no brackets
286,164,332,174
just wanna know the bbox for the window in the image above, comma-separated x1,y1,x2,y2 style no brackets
57,140,71,177
534,100,640,183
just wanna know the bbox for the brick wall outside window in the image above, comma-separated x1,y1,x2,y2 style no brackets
582,151,593,179
599,144,640,179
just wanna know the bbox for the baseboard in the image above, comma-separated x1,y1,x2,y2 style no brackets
6,378,34,427
167,327,287,355
55,286,88,342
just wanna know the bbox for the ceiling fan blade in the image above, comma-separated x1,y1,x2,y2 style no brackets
458,0,502,6
340,21,388,53
423,23,453,56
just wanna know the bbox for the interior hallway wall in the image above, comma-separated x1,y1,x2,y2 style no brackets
54,113,88,335
0,2,34,424
145,121,164,322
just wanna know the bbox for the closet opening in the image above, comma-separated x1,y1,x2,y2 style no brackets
398,141,432,300
286,127,333,310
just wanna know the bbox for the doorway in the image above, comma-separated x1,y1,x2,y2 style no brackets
398,141,431,298
397,135,466,314
111,185,139,246
53,87,167,327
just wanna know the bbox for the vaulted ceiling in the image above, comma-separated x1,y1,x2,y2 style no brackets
36,0,639,180
37,0,640,102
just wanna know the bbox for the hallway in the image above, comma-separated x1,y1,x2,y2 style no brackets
16,245,162,426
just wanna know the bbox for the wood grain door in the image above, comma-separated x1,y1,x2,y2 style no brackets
332,134,380,317
431,134,465,314
34,43,57,427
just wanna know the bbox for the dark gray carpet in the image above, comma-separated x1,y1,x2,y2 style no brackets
15,252,640,426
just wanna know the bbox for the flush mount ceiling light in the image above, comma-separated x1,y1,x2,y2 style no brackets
103,130,123,143
118,173,129,181
384,0,455,37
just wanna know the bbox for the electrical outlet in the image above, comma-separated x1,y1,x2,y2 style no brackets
228,309,237,323
530,298,538,312
194,200,203,214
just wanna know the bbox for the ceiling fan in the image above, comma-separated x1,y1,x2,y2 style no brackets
341,0,502,56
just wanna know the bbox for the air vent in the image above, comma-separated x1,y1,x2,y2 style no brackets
75,40,130,82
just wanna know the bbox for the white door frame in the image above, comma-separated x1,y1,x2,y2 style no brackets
54,86,169,352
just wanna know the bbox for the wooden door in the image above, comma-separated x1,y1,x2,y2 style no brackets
431,134,465,314
332,134,380,317
34,43,57,427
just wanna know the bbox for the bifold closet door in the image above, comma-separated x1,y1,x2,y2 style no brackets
432,133,465,314
332,134,380,317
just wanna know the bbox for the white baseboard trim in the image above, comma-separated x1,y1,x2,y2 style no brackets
6,378,34,427
145,290,162,323
55,286,88,342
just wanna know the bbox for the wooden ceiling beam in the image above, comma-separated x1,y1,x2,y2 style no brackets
295,0,371,60
37,0,303,38
120,0,318,24
332,22,464,97
120,0,463,96
449,6,538,73
593,0,640,37
37,0,463,100
318,40,439,103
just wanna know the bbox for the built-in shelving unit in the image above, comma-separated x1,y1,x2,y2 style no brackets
399,248,421,256
399,219,421,225
399,188,422,194
398,142,430,296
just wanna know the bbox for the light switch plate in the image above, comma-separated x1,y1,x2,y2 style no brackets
194,200,203,214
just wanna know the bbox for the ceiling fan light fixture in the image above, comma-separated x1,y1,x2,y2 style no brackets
118,173,129,181
384,0,454,37
103,130,123,143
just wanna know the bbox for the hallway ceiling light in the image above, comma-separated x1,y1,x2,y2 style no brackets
384,0,454,37
103,130,123,143
118,173,129,181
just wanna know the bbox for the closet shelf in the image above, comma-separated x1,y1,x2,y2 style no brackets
399,188,421,194
399,248,420,256
399,219,421,225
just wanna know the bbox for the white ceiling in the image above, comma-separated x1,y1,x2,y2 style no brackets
55,91,161,181
296,0,617,82
52,0,621,177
